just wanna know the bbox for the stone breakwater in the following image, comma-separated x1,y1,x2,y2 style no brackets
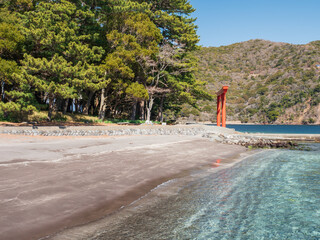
1,124,318,148
0,126,212,137
210,133,299,148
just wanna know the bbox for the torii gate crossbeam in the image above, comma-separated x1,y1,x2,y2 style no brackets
216,86,229,127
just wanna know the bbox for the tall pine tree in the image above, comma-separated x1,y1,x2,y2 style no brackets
15,0,108,120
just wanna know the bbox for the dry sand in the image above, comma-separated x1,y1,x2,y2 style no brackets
0,134,246,240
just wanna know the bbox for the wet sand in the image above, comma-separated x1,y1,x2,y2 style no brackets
0,134,246,240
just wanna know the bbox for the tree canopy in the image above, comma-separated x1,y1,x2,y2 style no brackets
0,0,212,122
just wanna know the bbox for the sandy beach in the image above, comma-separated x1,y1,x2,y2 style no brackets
0,133,246,240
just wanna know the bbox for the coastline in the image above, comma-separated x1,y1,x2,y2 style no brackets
49,150,263,240
0,133,246,240
1,124,319,240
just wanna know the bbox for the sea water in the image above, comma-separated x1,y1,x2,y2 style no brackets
93,144,320,240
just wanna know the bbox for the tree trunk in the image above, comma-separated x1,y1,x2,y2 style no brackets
63,99,69,114
146,95,154,122
159,95,164,122
112,97,120,118
139,100,145,120
90,100,94,115
131,99,137,120
83,91,94,115
70,99,74,113
99,88,106,120
56,98,62,112
47,95,55,121
74,99,79,113
92,93,99,115
1,81,4,101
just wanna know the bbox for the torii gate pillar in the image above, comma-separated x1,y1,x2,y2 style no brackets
216,86,229,127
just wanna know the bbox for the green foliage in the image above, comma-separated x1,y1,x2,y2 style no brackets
301,118,315,125
257,86,268,95
0,9,24,57
0,87,37,121
202,104,214,112
247,108,258,116
126,82,149,100
301,70,315,82
281,77,295,85
0,0,204,122
0,58,19,84
266,110,280,123
310,41,320,48
266,71,283,84
308,118,315,124
145,0,198,50
312,84,320,94
280,95,294,108
180,104,200,117
2,0,34,12
101,119,147,124
163,109,176,122
265,103,280,123
16,54,78,99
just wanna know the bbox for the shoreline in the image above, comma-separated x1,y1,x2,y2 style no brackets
1,125,319,240
0,133,245,240
48,149,263,240
1,124,319,149
1,124,319,140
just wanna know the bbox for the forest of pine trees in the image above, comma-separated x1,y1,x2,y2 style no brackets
0,0,212,122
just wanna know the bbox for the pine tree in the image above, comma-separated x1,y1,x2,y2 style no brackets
129,0,211,121
98,12,162,119
0,7,32,121
0,0,211,122
15,0,109,120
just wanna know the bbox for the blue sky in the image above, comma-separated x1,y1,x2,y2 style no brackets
189,0,320,47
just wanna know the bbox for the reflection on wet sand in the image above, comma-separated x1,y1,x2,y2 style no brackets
212,159,221,168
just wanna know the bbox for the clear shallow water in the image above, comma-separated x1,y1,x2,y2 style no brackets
226,124,320,134
94,145,320,240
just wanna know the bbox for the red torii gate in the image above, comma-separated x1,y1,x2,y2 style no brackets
216,86,229,127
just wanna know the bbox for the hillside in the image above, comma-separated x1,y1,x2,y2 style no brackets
195,39,320,124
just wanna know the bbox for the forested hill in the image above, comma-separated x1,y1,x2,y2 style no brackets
196,39,320,124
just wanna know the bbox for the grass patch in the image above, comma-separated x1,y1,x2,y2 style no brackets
24,111,162,125
98,119,145,124
26,111,100,124
96,119,162,124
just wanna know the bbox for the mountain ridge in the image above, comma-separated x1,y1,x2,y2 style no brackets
203,39,317,48
195,39,320,124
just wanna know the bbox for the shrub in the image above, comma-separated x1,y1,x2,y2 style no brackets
266,110,280,123
0,101,36,122
257,86,268,95
308,118,315,124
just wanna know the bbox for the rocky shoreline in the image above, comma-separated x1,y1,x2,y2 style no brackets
210,133,299,148
1,124,319,149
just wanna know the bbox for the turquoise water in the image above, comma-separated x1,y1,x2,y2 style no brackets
226,124,320,134
94,145,320,240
